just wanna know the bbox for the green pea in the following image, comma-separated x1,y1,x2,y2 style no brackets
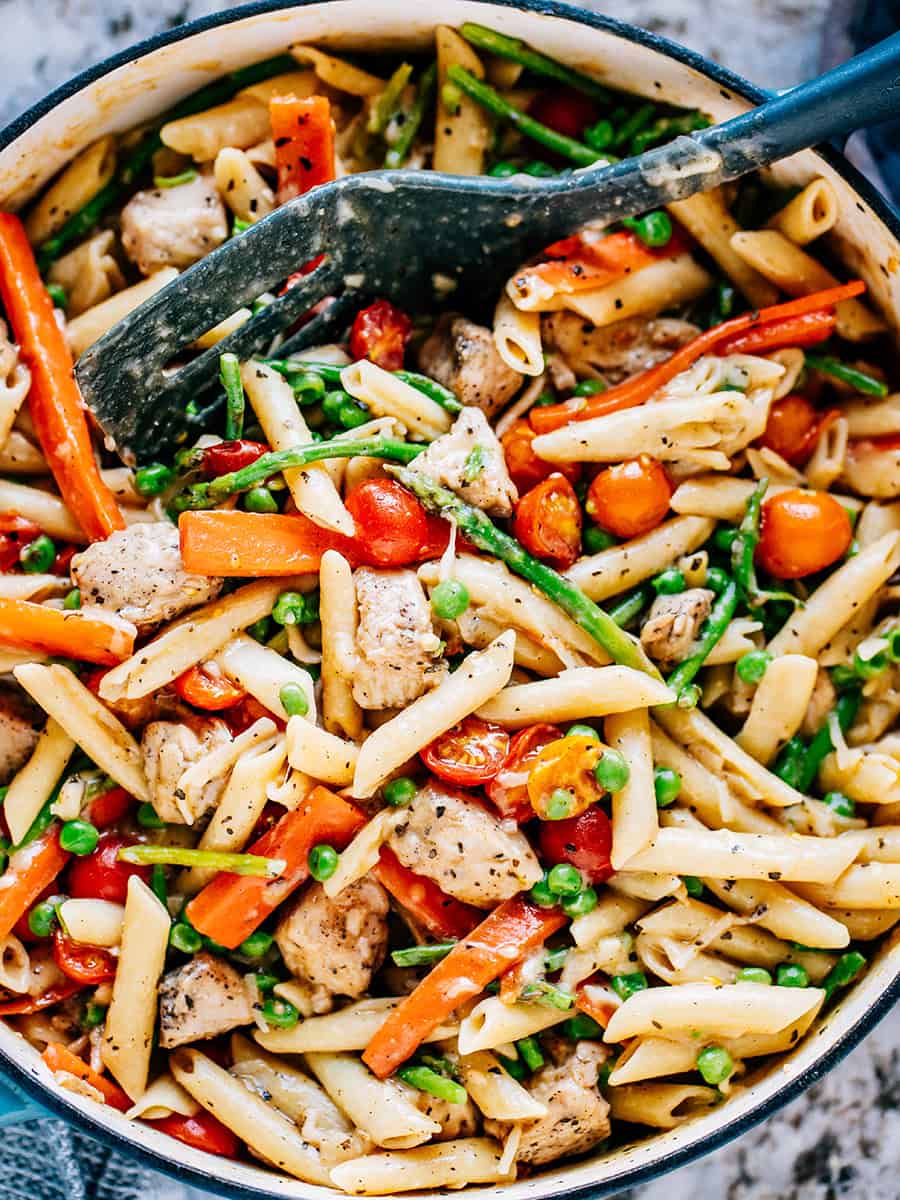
20,534,56,574
736,649,772,685
563,1012,604,1040
776,962,809,988
532,391,557,407
488,161,519,177
653,766,681,808
59,819,99,856
713,527,738,553
261,996,300,1028
238,930,274,959
137,802,167,829
572,378,607,397
63,588,81,610
584,119,614,151
583,525,616,554
384,776,417,807
652,568,686,595
254,972,280,993
243,486,279,514
622,211,672,248
736,966,772,985
338,398,370,429
28,898,62,938
523,161,556,177
291,372,327,406
547,863,583,897
696,1045,733,1085
308,843,339,882
272,590,318,626
82,1002,107,1029
566,723,600,741
682,876,704,898
705,566,731,595
562,886,598,917
529,876,558,908
46,282,67,309
134,463,174,496
595,749,630,793
611,972,648,1001
322,390,351,424
430,579,470,620
170,923,203,954
279,682,309,718
546,788,576,820
822,950,866,999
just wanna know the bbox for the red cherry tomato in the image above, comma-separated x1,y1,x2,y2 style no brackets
0,516,42,571
224,694,284,735
501,419,581,495
52,929,117,985
149,1111,240,1157
51,545,77,576
421,716,510,787
88,786,135,829
349,299,413,371
760,395,840,466
539,804,614,884
345,479,428,566
528,88,598,140
174,664,246,711
0,981,82,1016
586,455,673,539
513,474,583,568
201,439,269,479
486,724,562,822
756,488,852,579
67,834,150,904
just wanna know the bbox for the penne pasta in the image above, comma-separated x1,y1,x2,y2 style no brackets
57,898,125,947
25,137,116,246
457,996,570,1054
767,177,838,245
66,268,179,358
286,716,359,786
477,666,673,727
606,708,657,869
341,360,452,441
793,862,900,909
493,293,543,376
125,1073,200,1121
161,96,274,161
3,718,75,845
305,1052,440,1150
458,1050,548,1121
256,997,457,1055
0,478,85,542
320,549,363,740
434,26,490,175
566,516,715,601
215,632,317,722
330,1138,514,1194
608,1082,719,1129
551,255,712,326
735,654,819,763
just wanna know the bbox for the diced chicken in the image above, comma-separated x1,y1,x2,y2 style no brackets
408,407,518,518
120,173,229,275
0,687,41,785
72,522,223,634
840,440,900,499
352,568,444,710
387,780,542,907
141,717,232,824
542,312,700,384
418,314,523,416
484,1039,611,1166
802,668,838,738
274,878,390,1008
413,1091,480,1141
158,952,254,1049
640,587,714,672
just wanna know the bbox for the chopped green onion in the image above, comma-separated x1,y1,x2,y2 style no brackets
153,168,198,188
391,941,457,968
516,1036,544,1072
397,1065,467,1105
118,845,285,876
611,972,648,1001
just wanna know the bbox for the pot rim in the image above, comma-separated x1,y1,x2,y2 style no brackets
0,1,898,1195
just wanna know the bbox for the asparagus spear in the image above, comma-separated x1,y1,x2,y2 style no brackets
219,352,245,441
805,355,888,397
797,688,862,792
459,23,610,101
665,579,739,705
385,62,437,169
118,845,286,877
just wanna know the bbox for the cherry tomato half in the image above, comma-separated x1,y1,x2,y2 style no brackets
756,488,852,579
501,419,581,495
528,88,598,140
760,394,839,466
149,1111,240,1157
349,299,413,371
486,724,562,822
513,474,583,568
88,786,135,829
587,455,673,540
67,833,150,904
52,929,117,986
345,479,428,566
526,734,603,820
201,439,269,479
0,516,42,572
174,664,246,711
539,804,614,883
421,716,510,787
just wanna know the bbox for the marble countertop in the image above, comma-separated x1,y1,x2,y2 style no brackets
1,3,897,1199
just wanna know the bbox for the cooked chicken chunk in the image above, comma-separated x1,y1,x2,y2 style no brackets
418,314,523,416
141,717,232,824
408,407,518,518
158,953,253,1049
413,1091,480,1141
0,687,41,785
485,1040,611,1166
121,173,228,275
840,440,900,499
640,587,714,672
274,879,390,1008
387,781,542,907
542,312,699,384
352,568,444,710
72,522,223,633
802,668,838,738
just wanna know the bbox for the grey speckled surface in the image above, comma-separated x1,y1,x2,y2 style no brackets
1,2,898,1199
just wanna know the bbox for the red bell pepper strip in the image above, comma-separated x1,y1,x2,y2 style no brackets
270,94,335,203
373,847,481,941
714,309,836,356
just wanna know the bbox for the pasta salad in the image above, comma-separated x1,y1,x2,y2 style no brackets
0,21,898,1195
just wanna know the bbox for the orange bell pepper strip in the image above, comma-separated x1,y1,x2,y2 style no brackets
270,94,335,204
0,213,124,541
0,828,70,941
712,309,835,356
575,978,618,1029
529,279,867,434
186,786,366,949
362,895,567,1078
42,1043,131,1111
179,510,359,577
509,230,686,300
373,847,481,941
0,597,134,664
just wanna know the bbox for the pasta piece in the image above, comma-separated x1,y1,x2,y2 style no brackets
0,320,31,449
161,97,273,161
0,575,67,601
477,666,674,728
319,550,363,740
608,1082,719,1129
611,873,682,902
192,309,252,351
457,996,570,1054
48,230,124,317
0,431,44,475
352,632,515,797
286,716,359,786
434,26,490,175
735,654,818,763
98,580,282,703
213,147,275,223
671,474,861,524
3,718,75,845
66,268,179,358
57,899,125,947
14,664,149,802
341,360,452,441
566,516,715,601
704,617,763,666
570,893,649,948
216,633,317,722
0,479,85,542
842,393,900,439
767,178,838,245
101,876,169,1099
817,746,900,808
705,875,849,948
794,863,900,909
322,809,398,899
546,256,712,326
850,826,900,863
457,1050,548,1121
305,1052,440,1149
25,137,116,245
290,46,385,95
667,191,778,307
456,609,563,676
125,1074,200,1121
605,708,657,869
0,934,31,994
821,908,899,940
176,717,276,822
493,294,543,376
255,997,457,1055
329,1138,514,1194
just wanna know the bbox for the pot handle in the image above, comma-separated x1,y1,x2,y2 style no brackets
0,1071,50,1125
